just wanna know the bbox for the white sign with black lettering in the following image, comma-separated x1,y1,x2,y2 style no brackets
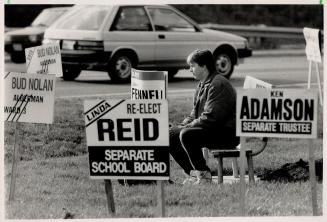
4,72,56,124
84,99,169,180
25,43,63,77
303,27,322,63
236,89,318,138
131,69,167,100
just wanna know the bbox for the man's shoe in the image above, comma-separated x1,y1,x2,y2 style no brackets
190,170,212,185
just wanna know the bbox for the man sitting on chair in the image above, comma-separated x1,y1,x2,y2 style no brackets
169,49,240,185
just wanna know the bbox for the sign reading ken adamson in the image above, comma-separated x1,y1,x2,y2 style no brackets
236,89,318,139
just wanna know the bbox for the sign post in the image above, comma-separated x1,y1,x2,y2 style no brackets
104,180,116,216
236,88,318,215
8,123,19,202
308,140,318,215
84,99,169,216
239,136,246,215
157,180,165,217
303,27,321,216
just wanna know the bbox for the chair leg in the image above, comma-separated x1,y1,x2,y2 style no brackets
247,155,255,184
202,148,209,164
232,157,239,178
216,156,223,184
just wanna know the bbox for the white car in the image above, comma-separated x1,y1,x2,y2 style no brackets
44,5,252,82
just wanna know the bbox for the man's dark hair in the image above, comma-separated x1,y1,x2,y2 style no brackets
187,49,216,73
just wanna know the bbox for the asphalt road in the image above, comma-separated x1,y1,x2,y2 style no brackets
4,54,323,98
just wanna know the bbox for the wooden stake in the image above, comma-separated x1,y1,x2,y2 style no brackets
157,180,165,217
314,62,323,106
9,122,19,202
307,60,312,89
232,158,239,178
104,180,116,216
308,140,318,215
239,137,246,216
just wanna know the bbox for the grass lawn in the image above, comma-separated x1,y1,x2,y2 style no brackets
4,96,324,218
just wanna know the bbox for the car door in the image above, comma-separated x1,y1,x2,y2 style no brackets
146,6,208,69
105,6,156,68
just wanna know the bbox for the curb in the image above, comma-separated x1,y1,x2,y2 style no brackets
252,49,306,57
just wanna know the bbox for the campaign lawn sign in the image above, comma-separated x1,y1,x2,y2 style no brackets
236,88,318,215
303,27,321,63
131,69,167,100
303,27,323,106
237,89,317,138
4,72,56,124
84,99,169,216
4,72,56,201
25,43,63,77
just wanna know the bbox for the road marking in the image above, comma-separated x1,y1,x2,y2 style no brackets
57,83,323,99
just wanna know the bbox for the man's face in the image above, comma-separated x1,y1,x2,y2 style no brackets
189,61,206,81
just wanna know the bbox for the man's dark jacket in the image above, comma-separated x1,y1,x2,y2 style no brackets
181,73,237,131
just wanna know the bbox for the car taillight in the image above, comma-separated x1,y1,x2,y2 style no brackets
76,41,104,50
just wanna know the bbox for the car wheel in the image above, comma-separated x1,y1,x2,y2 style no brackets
214,53,234,79
168,69,179,80
61,66,81,81
108,53,134,83
11,53,25,63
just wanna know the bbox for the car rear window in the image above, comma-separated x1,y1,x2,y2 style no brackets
32,8,68,27
52,5,111,31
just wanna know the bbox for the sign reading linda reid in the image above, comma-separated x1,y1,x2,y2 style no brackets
236,89,318,138
25,43,63,77
303,27,322,63
84,99,169,180
131,69,167,99
4,72,56,124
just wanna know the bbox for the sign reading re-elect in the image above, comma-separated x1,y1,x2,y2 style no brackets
4,72,56,124
84,99,169,180
236,89,318,138
25,43,63,77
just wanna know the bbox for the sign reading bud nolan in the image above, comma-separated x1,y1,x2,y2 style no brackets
84,99,169,180
4,72,56,124
25,43,63,77
236,89,318,138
